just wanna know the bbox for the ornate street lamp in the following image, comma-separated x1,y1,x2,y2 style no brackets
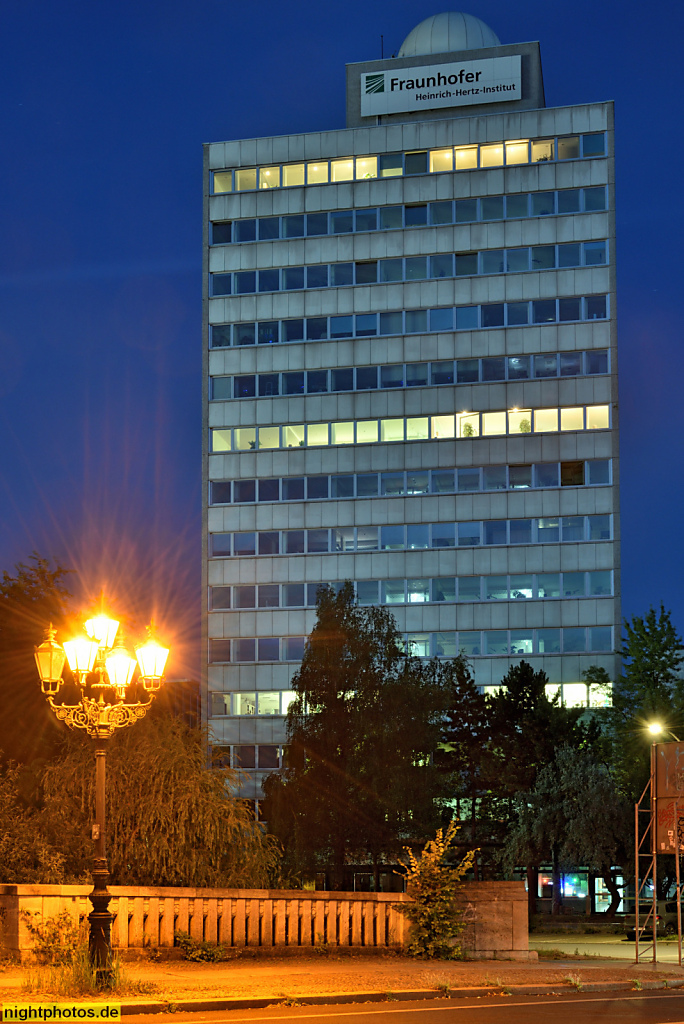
34,613,169,984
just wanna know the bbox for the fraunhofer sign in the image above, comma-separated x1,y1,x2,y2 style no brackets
360,55,521,117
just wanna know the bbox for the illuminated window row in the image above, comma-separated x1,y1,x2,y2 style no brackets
211,133,606,194
206,687,297,713
209,295,608,348
210,241,608,297
211,186,607,244
209,515,612,559
207,624,614,667
209,460,612,506
210,743,287,770
210,404,611,453
209,570,613,613
211,350,609,401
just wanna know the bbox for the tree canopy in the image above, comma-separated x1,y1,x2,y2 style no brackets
503,746,632,916
39,715,281,887
263,583,447,888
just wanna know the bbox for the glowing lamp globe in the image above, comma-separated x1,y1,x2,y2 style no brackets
135,637,169,691
34,626,66,695
63,635,99,678
85,614,119,649
105,644,137,697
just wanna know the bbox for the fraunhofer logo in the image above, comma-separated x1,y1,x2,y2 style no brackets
364,73,385,94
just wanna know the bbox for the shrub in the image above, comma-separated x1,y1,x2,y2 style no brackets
20,910,82,965
174,931,235,962
399,821,475,959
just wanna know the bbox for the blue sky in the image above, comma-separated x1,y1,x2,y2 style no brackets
0,0,682,676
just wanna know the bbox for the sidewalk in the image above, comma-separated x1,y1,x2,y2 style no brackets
2,953,684,1013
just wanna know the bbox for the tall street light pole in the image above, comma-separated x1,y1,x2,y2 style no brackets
34,611,169,985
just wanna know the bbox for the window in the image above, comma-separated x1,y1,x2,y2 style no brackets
235,688,255,712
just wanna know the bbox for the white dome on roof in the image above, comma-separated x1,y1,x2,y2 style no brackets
398,12,500,57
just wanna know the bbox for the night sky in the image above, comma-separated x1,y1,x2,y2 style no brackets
0,0,682,679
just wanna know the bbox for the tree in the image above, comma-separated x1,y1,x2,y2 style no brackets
503,746,632,917
609,606,684,802
0,555,72,763
435,655,491,866
40,715,281,887
263,583,447,888
486,661,599,912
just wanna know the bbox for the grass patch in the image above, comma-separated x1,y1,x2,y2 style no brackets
22,945,158,998
536,948,569,960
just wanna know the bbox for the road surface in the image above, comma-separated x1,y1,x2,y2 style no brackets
121,992,684,1023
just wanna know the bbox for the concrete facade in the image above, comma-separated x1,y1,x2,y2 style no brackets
202,24,619,805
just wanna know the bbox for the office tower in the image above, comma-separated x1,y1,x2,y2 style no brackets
203,12,619,807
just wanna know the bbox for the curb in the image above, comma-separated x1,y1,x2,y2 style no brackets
111,977,684,1014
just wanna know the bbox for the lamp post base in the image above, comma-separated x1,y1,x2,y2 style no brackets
89,862,114,987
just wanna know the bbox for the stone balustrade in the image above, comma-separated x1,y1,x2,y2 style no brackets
0,881,531,960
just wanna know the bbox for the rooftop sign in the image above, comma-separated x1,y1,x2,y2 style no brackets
360,54,521,117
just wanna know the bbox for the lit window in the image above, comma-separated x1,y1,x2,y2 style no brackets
331,422,354,445
510,630,533,654
355,157,377,179
482,411,507,436
357,420,379,444
282,691,297,713
560,407,584,431
331,159,354,182
234,428,256,451
406,417,429,440
587,405,610,429
257,692,280,715
234,692,256,715
211,429,232,452
531,140,554,162
456,412,479,439
380,419,404,442
407,580,430,603
534,408,559,433
407,634,430,657
213,171,232,193
505,140,529,164
508,409,532,435
454,145,477,169
282,164,305,187
235,168,257,191
258,427,280,449
259,166,280,189
307,423,329,446
429,149,453,173
431,415,456,439
480,144,504,167
563,683,589,708
307,162,329,184
283,425,305,448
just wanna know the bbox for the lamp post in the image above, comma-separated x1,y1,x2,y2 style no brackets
34,612,169,984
